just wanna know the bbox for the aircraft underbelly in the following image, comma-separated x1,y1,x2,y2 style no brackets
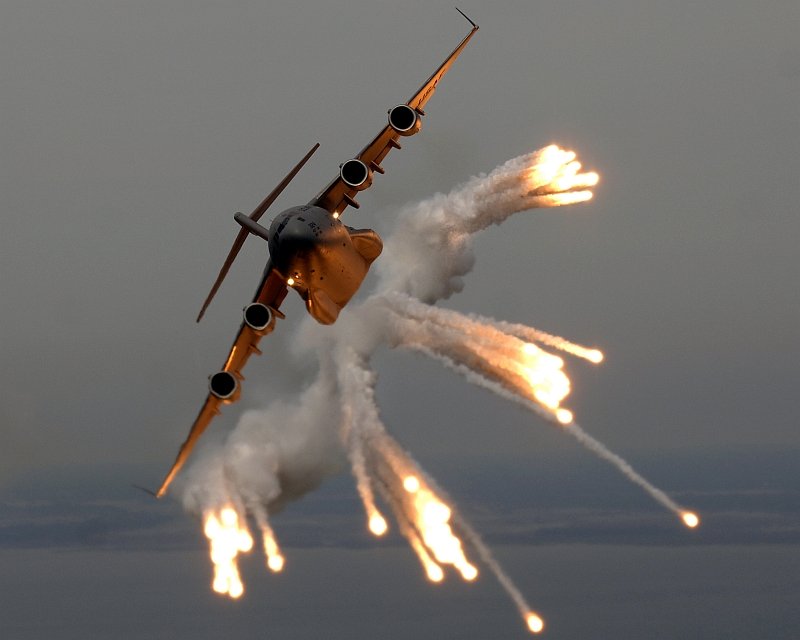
299,241,367,324
268,206,380,324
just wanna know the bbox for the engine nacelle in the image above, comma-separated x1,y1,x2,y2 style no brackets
243,302,274,333
208,370,239,401
340,159,373,191
388,104,421,136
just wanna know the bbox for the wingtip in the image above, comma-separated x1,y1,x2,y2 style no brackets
133,484,159,498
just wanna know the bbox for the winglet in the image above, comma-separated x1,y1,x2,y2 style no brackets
455,7,478,28
133,484,158,498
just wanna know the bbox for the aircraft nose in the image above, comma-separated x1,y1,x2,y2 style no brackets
275,222,316,250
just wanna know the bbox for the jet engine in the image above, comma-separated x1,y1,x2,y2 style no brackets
340,159,373,191
208,370,239,401
243,302,274,333
388,104,422,136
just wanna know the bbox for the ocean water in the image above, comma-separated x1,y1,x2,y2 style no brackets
0,544,797,640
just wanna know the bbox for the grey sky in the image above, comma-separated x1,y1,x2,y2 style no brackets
1,0,798,472
0,0,798,636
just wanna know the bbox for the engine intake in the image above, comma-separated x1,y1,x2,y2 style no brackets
208,371,238,400
340,159,373,191
388,104,421,136
243,302,274,332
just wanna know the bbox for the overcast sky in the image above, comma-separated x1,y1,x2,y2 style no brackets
1,0,798,470
0,0,798,637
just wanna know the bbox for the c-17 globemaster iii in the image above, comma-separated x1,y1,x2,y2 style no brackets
153,10,478,498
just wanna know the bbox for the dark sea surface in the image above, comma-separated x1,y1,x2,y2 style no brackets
0,545,797,640
0,448,798,639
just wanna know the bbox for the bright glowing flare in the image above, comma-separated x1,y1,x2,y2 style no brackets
262,527,284,572
369,514,388,536
525,146,599,202
556,408,573,424
518,342,571,415
527,613,545,633
543,191,593,206
204,508,253,598
458,560,478,581
587,349,604,363
407,534,444,582
403,476,420,492
410,488,477,582
426,563,444,582
682,512,700,528
228,580,244,598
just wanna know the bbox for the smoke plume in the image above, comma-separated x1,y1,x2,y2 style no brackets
177,146,694,631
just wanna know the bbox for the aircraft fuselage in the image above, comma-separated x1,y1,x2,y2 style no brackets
266,205,383,324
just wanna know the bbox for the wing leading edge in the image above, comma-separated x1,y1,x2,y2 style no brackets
310,13,478,216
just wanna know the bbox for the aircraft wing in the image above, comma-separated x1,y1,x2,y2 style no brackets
154,13,477,497
155,266,288,497
310,16,478,217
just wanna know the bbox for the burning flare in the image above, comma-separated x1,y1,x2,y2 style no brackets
369,514,388,536
382,293,584,423
182,145,698,633
526,145,599,206
261,525,285,572
682,512,700,528
404,476,478,581
204,508,253,598
527,613,545,633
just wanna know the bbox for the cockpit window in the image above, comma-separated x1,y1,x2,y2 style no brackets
274,217,290,240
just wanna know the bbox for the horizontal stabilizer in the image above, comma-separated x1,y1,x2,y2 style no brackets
234,212,271,241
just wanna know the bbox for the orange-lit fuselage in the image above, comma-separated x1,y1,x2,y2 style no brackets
267,205,382,324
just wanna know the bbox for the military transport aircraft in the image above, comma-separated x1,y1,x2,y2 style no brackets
154,11,478,497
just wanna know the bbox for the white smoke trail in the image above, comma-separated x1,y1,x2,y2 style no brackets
420,469,545,630
376,146,597,302
337,347,480,582
177,145,694,628
560,422,685,516
400,342,686,516
337,347,390,535
398,343,557,423
340,402,385,535
382,295,574,420
451,509,544,632
382,291,598,366
486,318,603,363
379,296,694,518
